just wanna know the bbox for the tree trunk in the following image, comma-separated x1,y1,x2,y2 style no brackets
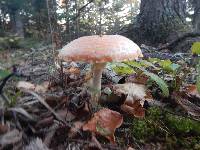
130,0,187,45
15,10,24,37
192,0,200,32
10,10,24,37
75,0,80,38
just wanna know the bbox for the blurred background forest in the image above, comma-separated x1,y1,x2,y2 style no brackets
0,0,200,51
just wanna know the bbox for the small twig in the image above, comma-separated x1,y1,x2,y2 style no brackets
44,123,59,147
24,90,69,125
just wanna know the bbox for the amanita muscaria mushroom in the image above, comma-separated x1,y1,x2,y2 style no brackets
58,35,143,105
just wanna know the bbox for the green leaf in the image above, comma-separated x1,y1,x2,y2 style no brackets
192,42,200,55
140,60,160,70
126,61,143,68
143,71,169,97
148,58,162,64
0,70,11,80
111,63,135,75
159,60,180,73
123,62,169,97
159,59,172,68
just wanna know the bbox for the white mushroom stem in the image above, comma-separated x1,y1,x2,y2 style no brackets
91,62,107,105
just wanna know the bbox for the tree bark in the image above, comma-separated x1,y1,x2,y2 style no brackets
129,0,187,45
192,0,200,32
10,10,24,37
15,10,24,37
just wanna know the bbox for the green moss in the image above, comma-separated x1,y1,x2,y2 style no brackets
129,107,200,148
165,114,200,135
131,107,164,141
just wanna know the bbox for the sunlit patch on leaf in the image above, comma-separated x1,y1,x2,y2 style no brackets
96,121,112,136
159,59,180,73
111,62,135,75
191,42,200,55
139,60,160,70
148,58,161,64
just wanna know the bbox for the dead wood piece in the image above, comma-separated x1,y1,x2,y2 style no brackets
158,32,200,51
173,92,200,117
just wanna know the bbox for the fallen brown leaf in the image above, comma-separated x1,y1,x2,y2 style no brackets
121,100,145,118
126,74,148,85
183,84,200,99
82,108,123,143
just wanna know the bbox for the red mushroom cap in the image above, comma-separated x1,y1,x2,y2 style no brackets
58,35,143,63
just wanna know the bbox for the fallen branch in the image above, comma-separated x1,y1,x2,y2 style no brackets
158,32,200,51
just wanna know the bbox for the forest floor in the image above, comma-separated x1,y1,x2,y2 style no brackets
0,46,200,150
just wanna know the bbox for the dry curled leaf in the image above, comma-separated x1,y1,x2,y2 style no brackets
121,100,145,118
82,108,123,143
183,84,200,99
126,74,149,85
